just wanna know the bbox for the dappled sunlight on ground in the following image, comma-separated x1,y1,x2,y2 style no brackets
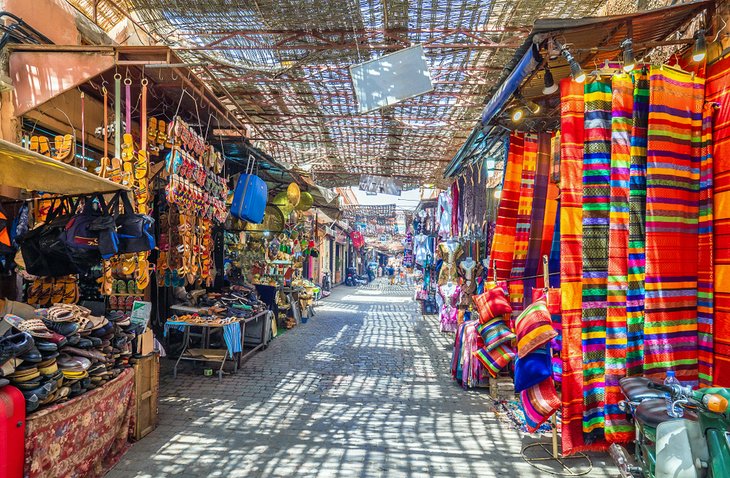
107,278,613,478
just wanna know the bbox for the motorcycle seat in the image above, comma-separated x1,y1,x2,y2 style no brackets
635,399,697,429
619,376,665,402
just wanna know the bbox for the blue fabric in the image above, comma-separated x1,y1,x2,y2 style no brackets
548,203,561,288
223,321,242,356
514,345,552,392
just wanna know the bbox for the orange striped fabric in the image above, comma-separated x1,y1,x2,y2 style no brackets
490,133,524,281
559,78,587,455
707,54,730,386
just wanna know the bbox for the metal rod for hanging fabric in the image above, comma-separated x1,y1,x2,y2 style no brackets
80,91,85,169
125,77,132,134
114,73,121,159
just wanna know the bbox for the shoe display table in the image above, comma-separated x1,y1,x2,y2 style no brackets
23,368,135,478
169,309,271,382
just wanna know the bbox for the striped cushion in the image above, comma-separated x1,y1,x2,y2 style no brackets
521,378,561,432
514,298,557,358
473,282,512,323
474,343,515,378
476,320,515,351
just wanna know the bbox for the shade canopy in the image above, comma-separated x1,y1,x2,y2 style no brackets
0,139,128,195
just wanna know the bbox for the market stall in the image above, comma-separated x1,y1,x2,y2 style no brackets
443,0,717,467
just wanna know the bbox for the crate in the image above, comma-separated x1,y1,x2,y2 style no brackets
133,353,159,441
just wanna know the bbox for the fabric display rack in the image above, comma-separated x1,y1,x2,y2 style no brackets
438,2,722,475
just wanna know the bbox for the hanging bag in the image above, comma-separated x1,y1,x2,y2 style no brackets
62,194,117,260
109,191,155,254
18,197,83,276
231,154,267,224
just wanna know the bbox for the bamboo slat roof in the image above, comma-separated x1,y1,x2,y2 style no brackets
67,0,609,186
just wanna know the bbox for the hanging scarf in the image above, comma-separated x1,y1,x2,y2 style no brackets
508,133,538,314
697,102,716,387
523,132,552,300
626,71,649,378
643,66,704,385
708,54,730,387
559,78,588,455
581,78,612,444
490,134,525,280
604,74,633,442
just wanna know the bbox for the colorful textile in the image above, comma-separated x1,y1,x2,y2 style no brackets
582,78,612,443
559,78,587,455
514,298,557,358
643,66,704,384
708,54,730,386
473,281,512,322
491,134,525,280
509,133,538,313
697,103,715,387
514,345,552,393
451,322,466,381
477,319,516,350
474,342,515,378
24,369,135,478
627,71,649,378
521,377,561,432
524,132,552,302
605,73,634,442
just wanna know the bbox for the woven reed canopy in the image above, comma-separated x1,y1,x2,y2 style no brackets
67,0,610,186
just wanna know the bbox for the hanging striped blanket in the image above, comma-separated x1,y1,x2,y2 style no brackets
582,79,612,443
559,78,588,455
524,133,552,301
643,66,704,385
604,74,633,442
509,134,538,314
706,55,730,385
697,103,714,388
627,71,649,378
490,134,525,281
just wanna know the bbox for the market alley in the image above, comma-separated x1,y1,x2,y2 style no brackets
107,281,612,478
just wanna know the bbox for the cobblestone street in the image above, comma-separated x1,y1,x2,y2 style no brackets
108,280,614,477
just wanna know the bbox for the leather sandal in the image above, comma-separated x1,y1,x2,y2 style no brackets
38,136,51,157
5,315,54,339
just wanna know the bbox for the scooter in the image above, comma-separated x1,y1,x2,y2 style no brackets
610,376,730,478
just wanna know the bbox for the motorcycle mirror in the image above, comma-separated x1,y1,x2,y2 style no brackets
705,394,729,413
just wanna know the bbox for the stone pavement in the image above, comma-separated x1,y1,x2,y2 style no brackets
107,279,616,478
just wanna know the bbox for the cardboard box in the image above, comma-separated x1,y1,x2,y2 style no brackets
136,329,155,356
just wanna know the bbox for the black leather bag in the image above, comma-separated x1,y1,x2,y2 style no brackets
18,198,84,277
62,194,117,260
109,192,155,254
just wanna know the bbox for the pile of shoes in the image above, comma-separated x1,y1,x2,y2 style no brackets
200,286,267,318
0,304,140,413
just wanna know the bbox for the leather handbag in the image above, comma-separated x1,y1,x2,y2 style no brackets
109,192,155,254
18,198,85,277
62,195,117,260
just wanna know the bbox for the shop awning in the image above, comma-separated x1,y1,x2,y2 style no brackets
445,0,711,178
0,139,128,195
480,44,541,126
